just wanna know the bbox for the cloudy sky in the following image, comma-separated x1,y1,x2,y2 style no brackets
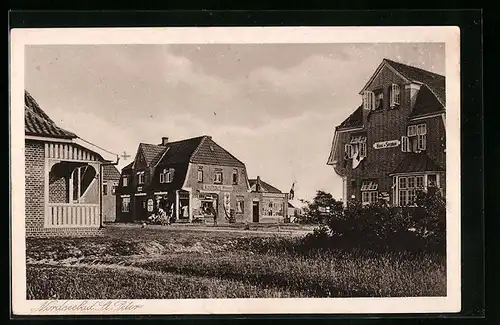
25,43,444,201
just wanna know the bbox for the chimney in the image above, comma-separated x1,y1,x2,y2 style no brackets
256,176,262,192
161,137,169,146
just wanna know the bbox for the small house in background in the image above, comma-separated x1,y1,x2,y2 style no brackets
248,176,289,223
24,91,118,237
102,164,121,223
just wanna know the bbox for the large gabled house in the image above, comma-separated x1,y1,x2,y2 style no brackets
24,91,118,237
327,59,446,206
116,136,289,224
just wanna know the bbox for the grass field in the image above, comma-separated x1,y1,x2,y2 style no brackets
26,225,446,299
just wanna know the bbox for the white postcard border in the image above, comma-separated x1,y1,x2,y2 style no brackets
10,26,461,315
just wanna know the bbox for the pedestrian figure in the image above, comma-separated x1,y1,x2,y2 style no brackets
158,206,167,226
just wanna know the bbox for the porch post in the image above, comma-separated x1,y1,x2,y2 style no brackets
69,169,74,204
188,189,193,223
77,167,81,203
44,144,50,228
175,190,180,221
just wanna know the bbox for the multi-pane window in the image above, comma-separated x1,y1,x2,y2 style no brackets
197,167,203,183
121,197,130,212
232,169,238,185
397,175,427,206
345,135,367,160
160,168,174,183
214,170,223,184
103,182,108,195
111,184,116,195
361,181,378,205
402,123,427,152
390,83,401,107
137,171,145,184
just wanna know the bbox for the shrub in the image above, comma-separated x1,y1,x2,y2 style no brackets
301,189,446,255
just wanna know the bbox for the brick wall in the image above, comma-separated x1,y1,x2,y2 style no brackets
332,66,446,203
25,140,102,238
25,141,45,235
49,175,68,203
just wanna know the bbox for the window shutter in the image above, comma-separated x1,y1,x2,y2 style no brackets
391,84,400,107
363,91,375,110
360,142,367,158
401,136,409,152
418,134,427,150
345,144,353,159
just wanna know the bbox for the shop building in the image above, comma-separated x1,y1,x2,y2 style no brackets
326,59,446,206
116,135,288,224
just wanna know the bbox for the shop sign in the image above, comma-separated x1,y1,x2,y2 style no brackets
202,184,233,191
373,140,400,149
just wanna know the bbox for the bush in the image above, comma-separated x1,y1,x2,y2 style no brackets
301,189,446,255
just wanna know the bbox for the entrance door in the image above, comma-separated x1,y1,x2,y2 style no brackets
134,197,148,221
252,201,260,223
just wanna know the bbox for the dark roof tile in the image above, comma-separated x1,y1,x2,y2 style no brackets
25,91,77,139
102,164,121,180
385,59,446,106
391,153,444,175
337,105,364,130
139,143,168,167
409,84,445,118
190,137,245,168
249,179,282,193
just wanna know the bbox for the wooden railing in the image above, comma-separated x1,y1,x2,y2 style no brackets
47,203,100,227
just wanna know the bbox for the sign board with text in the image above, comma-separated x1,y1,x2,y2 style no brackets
202,184,233,192
373,140,400,149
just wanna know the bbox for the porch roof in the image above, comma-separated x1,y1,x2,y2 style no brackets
391,153,444,175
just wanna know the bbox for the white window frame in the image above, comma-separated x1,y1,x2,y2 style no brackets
394,174,440,206
122,197,130,212
346,136,367,159
363,91,376,110
214,171,223,184
137,171,145,185
103,182,108,196
111,183,117,195
122,175,128,187
403,123,427,152
197,169,203,183
390,83,401,107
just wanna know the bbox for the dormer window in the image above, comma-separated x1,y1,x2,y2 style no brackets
137,171,145,185
390,83,401,108
160,168,174,183
362,91,375,110
402,123,427,152
345,135,367,159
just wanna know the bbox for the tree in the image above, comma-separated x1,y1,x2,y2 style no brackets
305,190,343,224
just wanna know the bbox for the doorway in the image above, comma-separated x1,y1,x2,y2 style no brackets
134,197,148,221
252,201,260,223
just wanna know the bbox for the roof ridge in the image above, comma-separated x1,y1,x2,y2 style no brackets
384,58,445,79
189,135,209,163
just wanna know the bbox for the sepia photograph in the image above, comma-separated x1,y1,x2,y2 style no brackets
11,27,461,315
